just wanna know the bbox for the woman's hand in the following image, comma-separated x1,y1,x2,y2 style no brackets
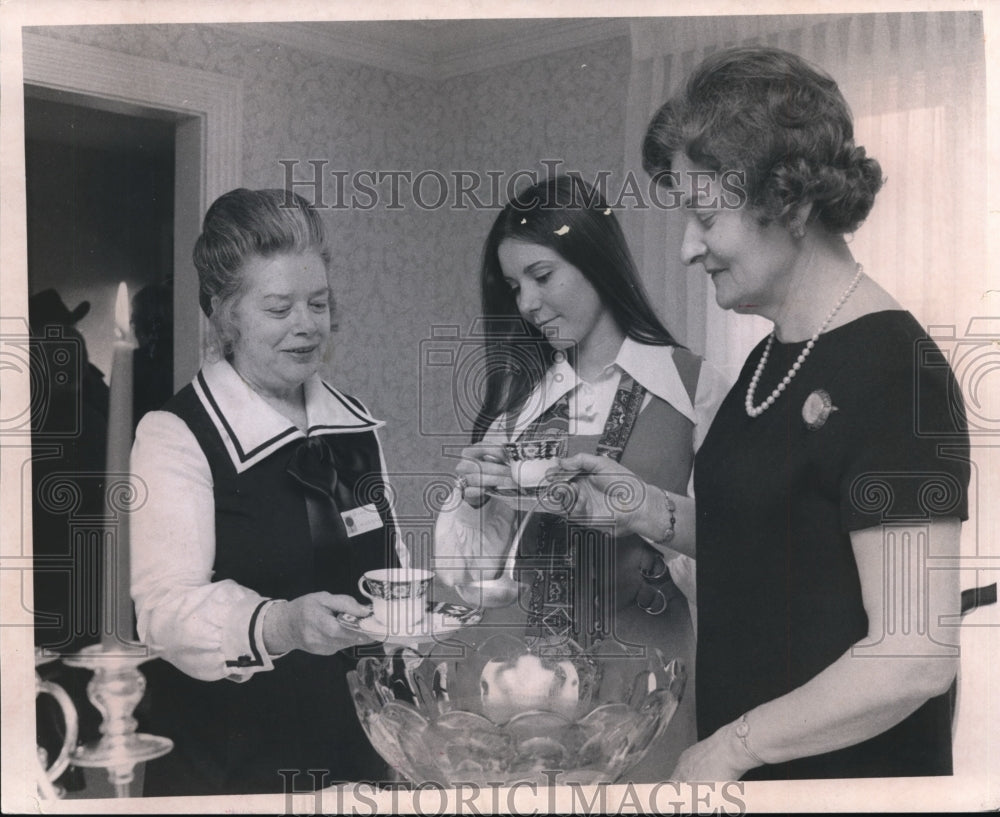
547,452,663,539
454,442,512,506
670,724,758,781
262,592,375,655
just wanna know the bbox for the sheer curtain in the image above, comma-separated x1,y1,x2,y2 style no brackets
621,12,987,381
620,10,992,779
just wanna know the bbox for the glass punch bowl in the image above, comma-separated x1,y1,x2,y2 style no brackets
346,634,686,786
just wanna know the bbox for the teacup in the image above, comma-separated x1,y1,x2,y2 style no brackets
502,437,567,489
357,568,434,630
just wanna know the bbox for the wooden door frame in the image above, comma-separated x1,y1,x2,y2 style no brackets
22,31,242,388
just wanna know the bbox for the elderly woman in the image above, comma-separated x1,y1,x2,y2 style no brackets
131,188,398,795
635,46,970,780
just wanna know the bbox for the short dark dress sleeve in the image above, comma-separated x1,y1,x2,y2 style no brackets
837,315,969,530
693,310,970,780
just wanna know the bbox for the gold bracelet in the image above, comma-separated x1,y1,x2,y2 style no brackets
653,487,676,545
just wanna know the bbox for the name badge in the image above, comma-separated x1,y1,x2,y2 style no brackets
342,504,383,537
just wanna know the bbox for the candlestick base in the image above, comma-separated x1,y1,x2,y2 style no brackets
63,643,173,798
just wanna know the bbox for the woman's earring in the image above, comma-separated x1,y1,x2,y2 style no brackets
789,218,806,240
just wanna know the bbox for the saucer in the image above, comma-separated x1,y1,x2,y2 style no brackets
486,485,547,499
338,601,483,645
486,483,570,510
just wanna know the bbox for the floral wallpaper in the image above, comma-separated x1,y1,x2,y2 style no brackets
28,24,631,552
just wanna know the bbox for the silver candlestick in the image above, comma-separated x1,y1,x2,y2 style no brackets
58,461,172,797
62,643,172,798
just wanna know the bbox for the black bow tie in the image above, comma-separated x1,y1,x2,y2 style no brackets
286,435,353,592
287,436,341,501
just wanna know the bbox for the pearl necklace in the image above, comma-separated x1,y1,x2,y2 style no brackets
745,264,864,418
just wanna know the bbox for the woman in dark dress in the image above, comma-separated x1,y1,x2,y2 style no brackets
130,188,399,795
634,46,971,780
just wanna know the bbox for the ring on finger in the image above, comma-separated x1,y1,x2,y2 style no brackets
456,475,469,497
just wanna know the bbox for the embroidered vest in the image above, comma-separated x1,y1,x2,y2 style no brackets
510,348,701,650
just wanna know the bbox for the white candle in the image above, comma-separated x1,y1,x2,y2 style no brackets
103,282,136,648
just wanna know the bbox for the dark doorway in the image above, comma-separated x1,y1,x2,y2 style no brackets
26,91,177,796
24,90,176,398
26,88,178,646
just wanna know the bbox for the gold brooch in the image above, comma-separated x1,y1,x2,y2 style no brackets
802,389,838,430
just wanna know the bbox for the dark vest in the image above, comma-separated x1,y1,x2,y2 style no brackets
140,384,394,796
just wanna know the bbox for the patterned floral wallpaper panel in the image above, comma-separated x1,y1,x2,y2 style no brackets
27,24,631,539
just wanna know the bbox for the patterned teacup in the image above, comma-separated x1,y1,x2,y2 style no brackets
502,437,567,488
357,568,434,629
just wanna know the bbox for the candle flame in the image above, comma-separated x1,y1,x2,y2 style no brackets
114,282,131,339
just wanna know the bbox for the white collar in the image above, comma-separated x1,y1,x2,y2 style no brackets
509,338,697,438
193,358,384,473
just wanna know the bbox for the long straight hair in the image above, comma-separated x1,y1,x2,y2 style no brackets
472,174,679,442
